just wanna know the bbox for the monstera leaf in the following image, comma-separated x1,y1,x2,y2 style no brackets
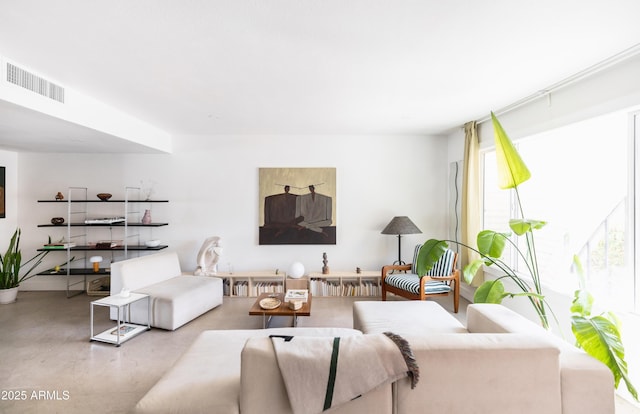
462,259,485,284
476,230,509,259
509,219,547,236
415,239,448,276
473,280,507,303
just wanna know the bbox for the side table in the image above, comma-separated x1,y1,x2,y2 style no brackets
90,292,151,346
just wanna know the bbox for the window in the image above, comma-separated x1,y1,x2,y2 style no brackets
481,108,636,312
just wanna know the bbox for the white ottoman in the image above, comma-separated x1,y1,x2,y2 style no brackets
353,301,467,335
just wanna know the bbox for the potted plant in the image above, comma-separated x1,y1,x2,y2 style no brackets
0,228,49,304
416,112,637,400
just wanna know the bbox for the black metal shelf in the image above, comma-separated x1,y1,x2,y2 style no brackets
37,199,169,203
38,222,169,228
38,245,169,252
37,268,111,276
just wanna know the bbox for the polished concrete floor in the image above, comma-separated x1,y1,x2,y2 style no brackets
0,291,637,414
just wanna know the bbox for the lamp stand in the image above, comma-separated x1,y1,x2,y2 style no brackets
393,234,405,266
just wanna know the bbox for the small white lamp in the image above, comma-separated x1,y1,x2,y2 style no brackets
90,256,103,273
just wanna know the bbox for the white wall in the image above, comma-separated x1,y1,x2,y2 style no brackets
17,133,448,290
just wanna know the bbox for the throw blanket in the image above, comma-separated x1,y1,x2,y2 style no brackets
270,332,419,414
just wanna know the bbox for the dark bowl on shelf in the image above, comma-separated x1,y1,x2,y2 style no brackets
96,193,112,201
51,217,65,225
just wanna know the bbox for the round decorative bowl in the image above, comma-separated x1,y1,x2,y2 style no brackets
97,193,112,201
259,297,281,310
145,239,161,248
51,217,65,225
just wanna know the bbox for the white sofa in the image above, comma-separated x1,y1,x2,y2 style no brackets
133,328,376,414
354,301,615,414
110,251,223,330
133,301,615,414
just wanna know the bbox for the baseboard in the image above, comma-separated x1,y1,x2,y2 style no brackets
460,283,475,303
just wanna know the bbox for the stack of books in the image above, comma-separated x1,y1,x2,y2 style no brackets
42,242,76,249
84,217,125,224
284,289,309,303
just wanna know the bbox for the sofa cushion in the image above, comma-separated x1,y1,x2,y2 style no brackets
112,251,182,293
383,273,452,294
466,303,615,414
134,328,363,414
353,301,467,335
241,335,392,414
395,333,563,414
410,244,422,274
130,275,223,330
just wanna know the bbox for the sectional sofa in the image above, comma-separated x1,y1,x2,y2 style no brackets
133,300,614,414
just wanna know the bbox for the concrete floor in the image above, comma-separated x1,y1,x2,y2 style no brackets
0,291,637,413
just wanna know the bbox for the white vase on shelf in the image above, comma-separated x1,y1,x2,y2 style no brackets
142,209,152,224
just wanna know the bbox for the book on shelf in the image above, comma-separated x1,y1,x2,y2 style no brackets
285,289,309,303
110,325,137,336
84,217,125,224
43,242,76,249
92,240,122,249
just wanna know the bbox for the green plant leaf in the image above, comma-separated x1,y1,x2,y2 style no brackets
462,259,484,284
491,112,531,189
509,219,547,236
573,254,587,290
570,289,594,317
473,280,507,303
0,228,50,289
415,239,448,276
507,291,545,300
572,315,638,400
476,230,509,258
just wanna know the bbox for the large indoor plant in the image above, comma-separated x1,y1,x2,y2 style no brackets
0,228,49,304
416,112,637,399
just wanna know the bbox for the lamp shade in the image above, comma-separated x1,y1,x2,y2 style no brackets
381,216,422,235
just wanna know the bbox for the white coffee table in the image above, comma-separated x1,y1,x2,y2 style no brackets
90,292,151,346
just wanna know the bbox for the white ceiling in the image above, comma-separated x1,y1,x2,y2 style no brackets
1,0,640,153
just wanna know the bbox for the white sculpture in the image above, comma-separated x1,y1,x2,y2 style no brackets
194,236,223,276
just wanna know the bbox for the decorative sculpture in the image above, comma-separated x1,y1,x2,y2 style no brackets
194,236,223,276
322,252,330,274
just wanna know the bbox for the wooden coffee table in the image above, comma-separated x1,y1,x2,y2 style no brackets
249,292,312,328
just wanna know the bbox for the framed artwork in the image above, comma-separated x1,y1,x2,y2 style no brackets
259,167,336,245
0,167,5,218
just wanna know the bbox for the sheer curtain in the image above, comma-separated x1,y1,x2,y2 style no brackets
462,121,483,285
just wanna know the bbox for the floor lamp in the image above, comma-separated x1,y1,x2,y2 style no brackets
381,216,422,265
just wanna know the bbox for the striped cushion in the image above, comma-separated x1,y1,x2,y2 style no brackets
410,245,455,278
426,248,455,278
384,273,452,295
410,244,422,274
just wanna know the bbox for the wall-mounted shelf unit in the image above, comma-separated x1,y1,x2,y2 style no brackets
37,186,169,298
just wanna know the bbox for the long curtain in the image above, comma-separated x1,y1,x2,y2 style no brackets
462,121,483,286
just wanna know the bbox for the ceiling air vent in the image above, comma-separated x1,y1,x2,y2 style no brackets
6,62,64,103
